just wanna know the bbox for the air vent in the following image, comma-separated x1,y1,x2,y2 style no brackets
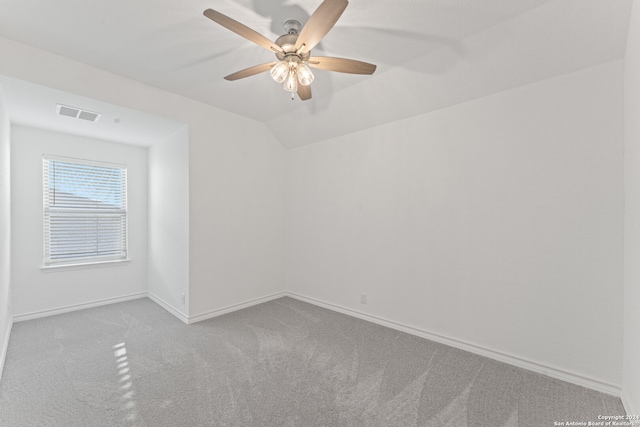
56,104,102,122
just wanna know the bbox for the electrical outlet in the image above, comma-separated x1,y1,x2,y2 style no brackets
360,294,367,304
181,293,186,305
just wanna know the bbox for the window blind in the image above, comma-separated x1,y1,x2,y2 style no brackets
43,156,127,265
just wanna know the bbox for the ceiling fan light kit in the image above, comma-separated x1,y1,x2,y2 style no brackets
203,0,376,101
283,67,299,93
271,57,315,92
297,63,315,86
270,61,290,83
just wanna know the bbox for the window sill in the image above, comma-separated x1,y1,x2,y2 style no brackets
40,258,131,272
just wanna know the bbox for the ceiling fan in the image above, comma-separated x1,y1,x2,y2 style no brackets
203,0,376,101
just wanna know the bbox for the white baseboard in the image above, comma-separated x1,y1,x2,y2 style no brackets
12,292,147,322
147,292,189,324
285,292,622,398
0,317,13,382
4,289,625,402
187,291,287,324
622,390,640,422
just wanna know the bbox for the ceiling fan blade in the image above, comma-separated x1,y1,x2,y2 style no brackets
297,84,312,101
308,56,376,74
204,9,283,54
295,0,348,54
224,62,277,81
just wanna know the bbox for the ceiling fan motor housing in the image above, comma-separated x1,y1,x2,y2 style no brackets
274,33,310,61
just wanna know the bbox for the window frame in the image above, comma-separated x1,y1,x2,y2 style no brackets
42,154,129,268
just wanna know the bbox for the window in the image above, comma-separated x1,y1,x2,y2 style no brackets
43,155,128,266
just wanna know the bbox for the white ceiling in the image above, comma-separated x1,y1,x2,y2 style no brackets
0,75,185,147
0,0,633,149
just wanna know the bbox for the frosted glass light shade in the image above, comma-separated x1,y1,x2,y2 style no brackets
270,61,290,83
297,63,314,86
283,68,298,92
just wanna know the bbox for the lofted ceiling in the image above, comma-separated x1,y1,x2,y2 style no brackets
0,0,634,149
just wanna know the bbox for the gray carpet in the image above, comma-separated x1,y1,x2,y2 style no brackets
0,297,625,426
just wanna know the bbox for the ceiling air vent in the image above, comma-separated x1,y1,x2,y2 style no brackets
56,104,102,122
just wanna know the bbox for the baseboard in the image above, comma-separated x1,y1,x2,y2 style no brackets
285,292,621,398
5,289,624,400
12,292,147,322
622,390,640,423
0,317,13,382
188,291,287,324
147,292,189,324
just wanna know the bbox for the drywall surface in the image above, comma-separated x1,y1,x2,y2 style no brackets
286,61,624,389
0,84,12,378
148,125,189,317
187,112,285,319
10,125,148,316
623,0,640,416
0,37,286,320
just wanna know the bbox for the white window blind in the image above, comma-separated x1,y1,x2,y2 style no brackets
43,156,127,266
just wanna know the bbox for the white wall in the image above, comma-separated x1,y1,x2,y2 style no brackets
0,84,12,379
148,125,189,319
623,0,640,416
10,125,148,317
286,60,624,391
188,116,285,320
0,37,286,321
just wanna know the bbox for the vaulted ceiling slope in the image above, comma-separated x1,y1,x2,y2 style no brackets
0,0,633,149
